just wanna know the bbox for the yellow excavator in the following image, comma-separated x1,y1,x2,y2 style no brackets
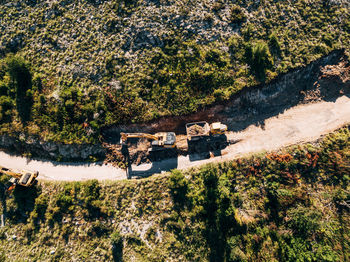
120,132,176,151
0,166,39,193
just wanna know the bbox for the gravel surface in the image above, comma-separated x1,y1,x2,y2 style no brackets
1,95,350,181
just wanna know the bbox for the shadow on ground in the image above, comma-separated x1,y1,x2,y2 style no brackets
123,146,179,179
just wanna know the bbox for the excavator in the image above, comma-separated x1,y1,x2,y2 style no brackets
120,132,176,151
0,166,39,193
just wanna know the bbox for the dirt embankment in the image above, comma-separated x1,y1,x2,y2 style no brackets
103,49,348,138
103,49,350,167
0,50,348,164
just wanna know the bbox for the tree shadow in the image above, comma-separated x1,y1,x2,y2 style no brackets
7,56,34,125
10,185,40,223
112,241,123,262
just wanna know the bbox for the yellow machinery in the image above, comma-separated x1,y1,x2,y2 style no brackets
0,166,38,192
210,122,228,135
186,121,227,141
120,132,176,150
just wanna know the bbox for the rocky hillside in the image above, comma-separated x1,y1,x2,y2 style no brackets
1,127,349,261
0,0,349,145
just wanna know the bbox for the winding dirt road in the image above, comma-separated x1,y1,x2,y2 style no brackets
1,95,350,181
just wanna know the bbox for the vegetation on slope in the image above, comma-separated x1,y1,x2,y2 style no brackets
0,0,349,144
1,127,349,261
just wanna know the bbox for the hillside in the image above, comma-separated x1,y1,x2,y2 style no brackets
1,128,349,261
0,0,349,145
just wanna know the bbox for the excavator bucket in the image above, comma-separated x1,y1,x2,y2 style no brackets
7,184,16,193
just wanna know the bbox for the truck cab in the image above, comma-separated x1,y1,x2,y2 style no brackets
210,122,227,135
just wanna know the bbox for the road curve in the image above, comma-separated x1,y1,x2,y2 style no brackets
1,95,350,181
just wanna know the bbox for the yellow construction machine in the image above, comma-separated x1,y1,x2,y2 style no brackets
120,132,176,151
0,166,39,192
186,121,227,141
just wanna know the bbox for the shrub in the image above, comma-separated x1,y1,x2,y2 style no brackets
268,32,281,56
244,41,273,81
168,170,188,209
205,49,226,67
56,194,73,212
82,179,100,200
287,206,322,238
230,5,246,24
30,194,48,225
87,220,110,237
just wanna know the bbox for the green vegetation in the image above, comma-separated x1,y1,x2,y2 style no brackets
0,0,348,144
1,128,349,261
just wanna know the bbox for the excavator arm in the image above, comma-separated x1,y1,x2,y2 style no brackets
120,132,159,144
0,166,19,179
0,166,38,190
120,132,176,149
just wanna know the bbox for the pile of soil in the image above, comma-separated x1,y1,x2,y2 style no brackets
103,140,151,169
187,124,206,136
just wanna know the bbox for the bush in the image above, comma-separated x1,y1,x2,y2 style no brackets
205,49,226,67
82,179,100,200
0,95,14,114
287,206,322,237
244,41,273,81
56,194,73,212
168,170,189,209
230,5,246,24
268,32,281,56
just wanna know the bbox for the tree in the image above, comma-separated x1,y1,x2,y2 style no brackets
168,170,189,209
245,41,273,81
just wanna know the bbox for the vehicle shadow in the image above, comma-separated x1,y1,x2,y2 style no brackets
188,135,228,162
123,146,178,179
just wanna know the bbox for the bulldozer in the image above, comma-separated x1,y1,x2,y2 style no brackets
0,166,39,193
120,132,176,151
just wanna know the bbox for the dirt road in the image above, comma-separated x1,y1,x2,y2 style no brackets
1,95,350,181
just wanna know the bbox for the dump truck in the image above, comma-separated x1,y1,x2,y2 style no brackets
0,166,39,193
186,121,227,141
120,132,176,151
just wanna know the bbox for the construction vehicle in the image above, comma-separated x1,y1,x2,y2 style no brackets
0,166,39,193
186,121,227,141
120,132,176,151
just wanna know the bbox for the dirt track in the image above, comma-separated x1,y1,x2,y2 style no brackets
0,95,349,181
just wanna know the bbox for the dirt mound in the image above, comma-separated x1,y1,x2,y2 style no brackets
187,124,206,136
320,61,350,85
103,140,151,169
318,60,350,96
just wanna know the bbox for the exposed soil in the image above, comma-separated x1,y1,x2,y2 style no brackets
102,49,347,138
102,49,350,167
187,124,207,136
